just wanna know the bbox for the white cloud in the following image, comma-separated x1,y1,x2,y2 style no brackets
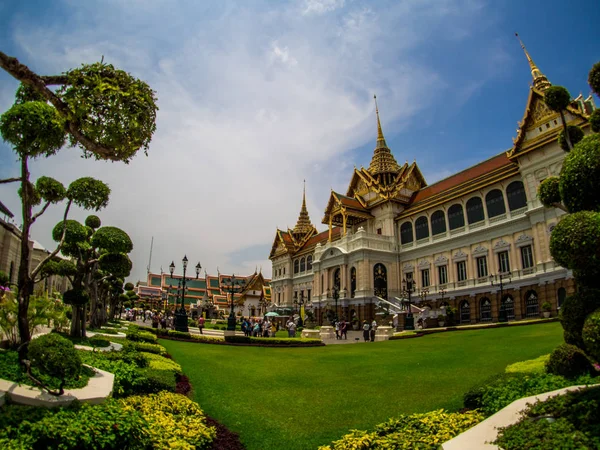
0,0,487,282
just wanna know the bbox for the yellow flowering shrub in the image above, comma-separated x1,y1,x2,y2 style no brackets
319,409,483,450
143,352,182,374
121,392,216,449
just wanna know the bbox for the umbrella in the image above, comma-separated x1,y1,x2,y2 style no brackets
265,312,279,317
125,308,131,310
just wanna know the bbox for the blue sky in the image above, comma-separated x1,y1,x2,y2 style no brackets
0,0,598,282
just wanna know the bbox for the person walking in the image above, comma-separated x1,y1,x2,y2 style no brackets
339,319,347,340
334,320,340,340
362,320,370,342
370,319,377,342
197,316,205,334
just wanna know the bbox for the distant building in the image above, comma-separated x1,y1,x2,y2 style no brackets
269,41,595,326
139,270,271,318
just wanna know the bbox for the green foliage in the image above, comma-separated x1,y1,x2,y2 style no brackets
505,354,550,374
559,290,600,348
589,61,600,97
84,214,101,229
546,343,592,378
582,310,600,361
52,219,87,244
495,386,600,449
91,226,133,253
62,288,90,306
17,181,41,206
0,101,66,157
544,85,571,112
318,409,483,450
125,341,167,355
127,330,158,343
590,109,600,133
558,125,584,151
14,83,45,104
66,177,111,211
0,399,151,449
549,212,600,285
559,134,600,213
0,270,8,286
58,62,158,162
541,301,552,312
99,252,132,278
167,330,192,339
35,176,66,203
28,333,82,386
124,282,135,291
537,176,561,208
463,372,593,416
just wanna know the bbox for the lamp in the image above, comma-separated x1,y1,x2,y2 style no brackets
169,256,201,332
402,273,415,330
490,271,511,323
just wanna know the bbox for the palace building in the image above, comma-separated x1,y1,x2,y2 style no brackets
269,41,596,327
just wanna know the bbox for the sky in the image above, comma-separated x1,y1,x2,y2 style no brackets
0,0,599,283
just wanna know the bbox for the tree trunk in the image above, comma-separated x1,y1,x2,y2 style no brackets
560,110,573,151
17,156,33,361
70,305,82,337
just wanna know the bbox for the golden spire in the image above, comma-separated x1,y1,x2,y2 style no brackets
292,180,314,235
515,33,551,91
368,95,400,176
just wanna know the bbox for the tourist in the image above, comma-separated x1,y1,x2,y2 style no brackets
197,316,205,334
288,319,296,338
362,320,370,342
339,319,347,340
370,319,377,342
334,320,340,339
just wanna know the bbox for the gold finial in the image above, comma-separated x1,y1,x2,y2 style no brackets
368,95,400,176
374,95,384,141
515,33,551,91
293,180,314,235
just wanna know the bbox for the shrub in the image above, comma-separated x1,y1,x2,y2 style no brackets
88,337,110,348
559,134,600,214
0,399,150,449
559,289,600,348
558,125,585,151
28,333,82,392
128,341,167,355
318,409,483,450
546,343,592,379
176,374,193,397
167,330,191,339
590,109,600,133
544,85,571,112
224,335,251,344
126,330,157,343
541,301,552,312
505,354,550,375
582,310,600,361
121,392,216,449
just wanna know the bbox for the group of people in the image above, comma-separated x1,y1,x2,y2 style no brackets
241,318,278,337
333,319,348,340
362,319,378,342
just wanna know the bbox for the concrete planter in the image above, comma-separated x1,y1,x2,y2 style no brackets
301,329,320,339
319,326,335,340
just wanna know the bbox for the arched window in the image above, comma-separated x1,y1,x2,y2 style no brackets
431,210,447,236
300,257,306,272
333,268,341,290
501,295,515,320
485,189,506,218
448,204,465,230
350,267,356,298
557,287,566,308
506,181,527,211
525,290,539,318
373,263,388,300
460,300,470,324
466,197,485,224
479,297,491,322
307,255,313,270
400,222,414,244
415,216,429,240
294,259,299,274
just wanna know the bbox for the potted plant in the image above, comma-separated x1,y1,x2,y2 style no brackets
351,317,360,331
541,301,552,318
438,314,446,327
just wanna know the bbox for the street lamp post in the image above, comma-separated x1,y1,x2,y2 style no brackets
490,272,512,323
295,291,305,327
225,274,245,331
419,288,429,305
332,286,340,323
169,256,201,333
402,273,416,330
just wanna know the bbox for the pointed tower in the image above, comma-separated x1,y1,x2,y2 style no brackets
368,96,401,184
515,33,551,91
291,180,316,241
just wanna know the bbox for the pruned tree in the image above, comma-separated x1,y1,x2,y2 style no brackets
0,52,157,355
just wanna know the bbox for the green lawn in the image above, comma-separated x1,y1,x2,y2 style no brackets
161,321,563,450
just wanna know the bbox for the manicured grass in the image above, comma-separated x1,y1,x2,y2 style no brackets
161,321,563,450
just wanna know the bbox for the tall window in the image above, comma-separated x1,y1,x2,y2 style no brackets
558,287,566,308
456,261,467,282
415,216,429,240
438,265,448,285
307,289,311,301
350,267,356,298
477,256,488,278
400,222,414,244
480,297,492,322
521,245,534,269
525,290,539,317
300,257,306,272
431,210,447,236
466,197,485,224
294,259,299,274
421,269,430,288
373,264,388,299
307,255,313,270
460,300,470,323
498,251,510,273
506,181,527,211
485,189,506,218
448,204,465,230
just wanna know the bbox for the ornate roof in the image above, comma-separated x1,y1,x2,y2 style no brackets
367,96,401,176
292,181,316,236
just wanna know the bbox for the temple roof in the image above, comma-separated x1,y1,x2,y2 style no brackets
292,181,316,236
367,96,401,176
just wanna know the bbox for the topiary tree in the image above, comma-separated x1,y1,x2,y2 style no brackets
582,310,600,362
545,343,592,379
538,61,600,368
0,53,156,356
558,125,585,152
